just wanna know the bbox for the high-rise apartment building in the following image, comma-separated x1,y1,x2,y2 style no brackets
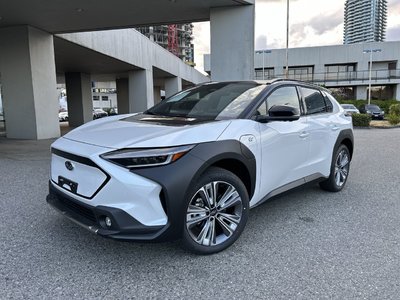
344,0,387,44
136,24,195,66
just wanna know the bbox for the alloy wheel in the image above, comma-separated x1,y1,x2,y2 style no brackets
334,149,350,187
186,181,243,246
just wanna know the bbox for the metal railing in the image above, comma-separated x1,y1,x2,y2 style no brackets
255,69,400,84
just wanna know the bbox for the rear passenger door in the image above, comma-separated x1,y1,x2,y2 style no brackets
299,86,338,177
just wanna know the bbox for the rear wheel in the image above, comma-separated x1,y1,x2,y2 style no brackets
319,144,350,192
182,167,249,255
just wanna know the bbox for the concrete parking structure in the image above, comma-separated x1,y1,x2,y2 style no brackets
0,0,255,139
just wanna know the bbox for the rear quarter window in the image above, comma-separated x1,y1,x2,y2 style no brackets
300,87,327,115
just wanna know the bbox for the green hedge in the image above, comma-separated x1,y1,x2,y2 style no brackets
388,104,400,125
352,113,371,127
337,99,399,115
387,114,400,125
389,104,400,116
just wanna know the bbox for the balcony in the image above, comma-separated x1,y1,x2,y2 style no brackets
262,69,400,85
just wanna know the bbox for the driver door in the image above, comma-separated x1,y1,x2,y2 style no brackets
256,85,310,198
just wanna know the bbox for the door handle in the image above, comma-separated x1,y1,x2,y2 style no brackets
331,125,340,131
299,131,309,138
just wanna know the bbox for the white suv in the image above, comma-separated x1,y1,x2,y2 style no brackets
47,80,354,254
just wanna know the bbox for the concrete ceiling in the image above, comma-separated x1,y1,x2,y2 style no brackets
0,0,253,33
54,37,139,76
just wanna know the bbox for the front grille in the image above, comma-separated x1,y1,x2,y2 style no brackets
56,193,97,223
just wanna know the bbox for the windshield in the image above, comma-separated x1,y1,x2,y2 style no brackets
342,104,356,109
366,105,380,112
146,82,265,120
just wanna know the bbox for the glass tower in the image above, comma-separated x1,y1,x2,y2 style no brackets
344,0,387,44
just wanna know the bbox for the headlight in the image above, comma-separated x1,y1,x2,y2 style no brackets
100,145,195,169
366,110,371,113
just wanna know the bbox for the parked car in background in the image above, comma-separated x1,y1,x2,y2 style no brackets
58,111,69,122
47,79,354,254
341,104,360,115
108,107,118,116
359,104,385,120
93,109,108,119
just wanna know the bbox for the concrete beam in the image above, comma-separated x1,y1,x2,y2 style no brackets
58,30,209,85
165,77,182,98
210,5,255,81
65,72,93,126
0,26,60,139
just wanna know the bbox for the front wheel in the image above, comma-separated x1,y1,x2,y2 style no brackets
319,144,351,192
182,167,249,255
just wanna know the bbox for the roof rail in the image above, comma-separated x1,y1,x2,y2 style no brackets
269,78,301,84
269,78,330,92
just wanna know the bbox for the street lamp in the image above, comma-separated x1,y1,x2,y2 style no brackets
285,0,289,79
255,49,272,80
363,48,382,105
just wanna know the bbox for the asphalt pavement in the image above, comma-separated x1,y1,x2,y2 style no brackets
1,128,399,299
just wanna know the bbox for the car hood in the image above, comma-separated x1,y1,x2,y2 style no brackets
63,114,232,149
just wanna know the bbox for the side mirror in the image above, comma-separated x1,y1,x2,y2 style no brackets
255,105,300,123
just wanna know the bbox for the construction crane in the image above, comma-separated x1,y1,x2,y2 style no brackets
167,24,179,57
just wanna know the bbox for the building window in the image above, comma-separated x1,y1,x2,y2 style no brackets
324,64,356,81
93,96,100,101
286,66,314,81
255,68,274,80
102,96,109,101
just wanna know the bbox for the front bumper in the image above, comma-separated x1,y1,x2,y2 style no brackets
47,138,256,243
47,182,166,241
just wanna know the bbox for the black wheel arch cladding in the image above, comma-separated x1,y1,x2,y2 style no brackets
131,140,256,241
334,129,354,159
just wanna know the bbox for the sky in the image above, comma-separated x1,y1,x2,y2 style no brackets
192,0,400,73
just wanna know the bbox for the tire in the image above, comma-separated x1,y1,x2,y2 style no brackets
319,144,350,192
182,167,249,255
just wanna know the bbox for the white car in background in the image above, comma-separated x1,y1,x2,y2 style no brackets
341,104,360,115
47,79,354,254
58,111,69,122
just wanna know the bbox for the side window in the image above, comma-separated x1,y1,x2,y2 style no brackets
322,91,334,113
266,86,300,112
256,86,300,116
301,87,326,115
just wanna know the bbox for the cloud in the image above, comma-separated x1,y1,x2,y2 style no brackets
192,22,210,74
255,35,268,50
387,25,400,40
308,10,343,35
290,9,342,39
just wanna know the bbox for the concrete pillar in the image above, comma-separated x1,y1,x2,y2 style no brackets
65,72,93,127
356,86,367,100
165,77,182,98
129,69,154,112
210,5,255,81
395,84,400,101
116,78,129,114
153,86,162,104
0,26,59,139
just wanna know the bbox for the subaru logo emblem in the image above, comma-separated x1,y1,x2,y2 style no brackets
65,161,74,171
